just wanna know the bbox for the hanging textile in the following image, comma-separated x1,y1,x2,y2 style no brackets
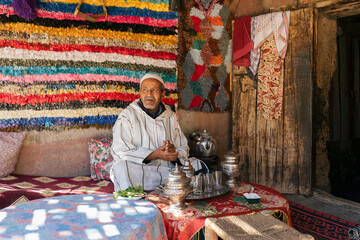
0,0,178,130
249,11,289,76
247,16,261,76
257,34,284,120
232,16,253,67
179,0,232,112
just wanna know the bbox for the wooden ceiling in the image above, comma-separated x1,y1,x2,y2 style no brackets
228,0,360,18
320,1,360,18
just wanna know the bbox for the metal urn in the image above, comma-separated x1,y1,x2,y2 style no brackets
221,152,241,188
162,164,193,210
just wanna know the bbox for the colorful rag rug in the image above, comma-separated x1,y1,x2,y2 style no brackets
0,0,178,130
178,0,232,112
289,201,360,240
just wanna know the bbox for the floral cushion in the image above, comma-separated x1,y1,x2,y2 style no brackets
88,137,114,181
0,132,27,178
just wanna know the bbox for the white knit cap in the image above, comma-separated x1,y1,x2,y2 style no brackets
140,73,164,86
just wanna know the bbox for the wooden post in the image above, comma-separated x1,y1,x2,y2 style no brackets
283,8,313,195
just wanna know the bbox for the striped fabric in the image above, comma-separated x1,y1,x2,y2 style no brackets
0,0,178,130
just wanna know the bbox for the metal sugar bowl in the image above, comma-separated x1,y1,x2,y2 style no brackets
221,152,241,188
162,164,193,210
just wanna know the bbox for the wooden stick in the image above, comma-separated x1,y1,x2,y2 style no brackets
73,0,107,22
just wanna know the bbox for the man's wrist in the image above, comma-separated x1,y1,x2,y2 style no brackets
145,151,157,161
143,159,151,164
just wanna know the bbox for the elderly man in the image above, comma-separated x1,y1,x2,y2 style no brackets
110,73,208,191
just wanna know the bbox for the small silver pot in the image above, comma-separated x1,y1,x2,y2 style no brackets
162,164,192,210
181,158,195,178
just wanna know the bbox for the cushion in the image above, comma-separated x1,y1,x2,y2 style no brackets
14,127,112,177
0,132,26,177
89,137,114,181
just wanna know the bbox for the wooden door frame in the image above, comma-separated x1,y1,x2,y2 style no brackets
231,8,314,195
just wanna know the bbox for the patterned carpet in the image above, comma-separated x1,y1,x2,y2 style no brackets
289,201,360,240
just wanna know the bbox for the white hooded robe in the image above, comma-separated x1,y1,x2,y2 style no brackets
110,99,207,191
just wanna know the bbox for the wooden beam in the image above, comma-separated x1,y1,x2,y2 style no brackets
229,0,360,18
322,1,360,18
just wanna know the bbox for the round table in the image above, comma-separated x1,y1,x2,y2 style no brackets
146,182,291,240
0,194,167,240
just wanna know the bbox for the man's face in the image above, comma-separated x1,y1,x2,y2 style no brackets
139,78,165,113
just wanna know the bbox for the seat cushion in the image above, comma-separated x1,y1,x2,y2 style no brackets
0,132,26,178
88,137,114,181
14,128,112,177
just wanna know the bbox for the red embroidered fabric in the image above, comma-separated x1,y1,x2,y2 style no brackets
257,34,284,119
147,182,291,240
0,174,114,209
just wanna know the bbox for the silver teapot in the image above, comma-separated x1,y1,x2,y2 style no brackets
221,151,241,188
162,164,192,210
189,130,217,158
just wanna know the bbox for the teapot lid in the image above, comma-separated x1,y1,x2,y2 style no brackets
199,129,211,137
182,158,194,173
165,164,190,186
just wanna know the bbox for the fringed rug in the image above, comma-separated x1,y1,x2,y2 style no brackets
289,201,360,240
0,0,178,131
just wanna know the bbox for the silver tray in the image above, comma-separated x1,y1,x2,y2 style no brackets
155,185,230,200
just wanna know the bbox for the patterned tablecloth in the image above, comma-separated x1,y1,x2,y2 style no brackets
146,182,291,240
0,174,115,209
0,194,167,240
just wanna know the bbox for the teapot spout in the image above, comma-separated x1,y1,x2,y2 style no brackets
204,139,210,151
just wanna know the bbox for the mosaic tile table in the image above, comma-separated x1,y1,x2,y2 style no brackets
146,182,291,240
0,194,167,240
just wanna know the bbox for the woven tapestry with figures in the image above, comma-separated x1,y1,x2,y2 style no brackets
0,174,114,209
177,0,232,112
0,0,178,130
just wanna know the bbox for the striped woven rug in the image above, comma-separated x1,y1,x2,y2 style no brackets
289,201,360,240
0,0,178,130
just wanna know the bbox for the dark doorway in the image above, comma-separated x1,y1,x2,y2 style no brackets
328,15,360,203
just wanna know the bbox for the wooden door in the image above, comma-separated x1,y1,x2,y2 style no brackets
232,8,313,195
